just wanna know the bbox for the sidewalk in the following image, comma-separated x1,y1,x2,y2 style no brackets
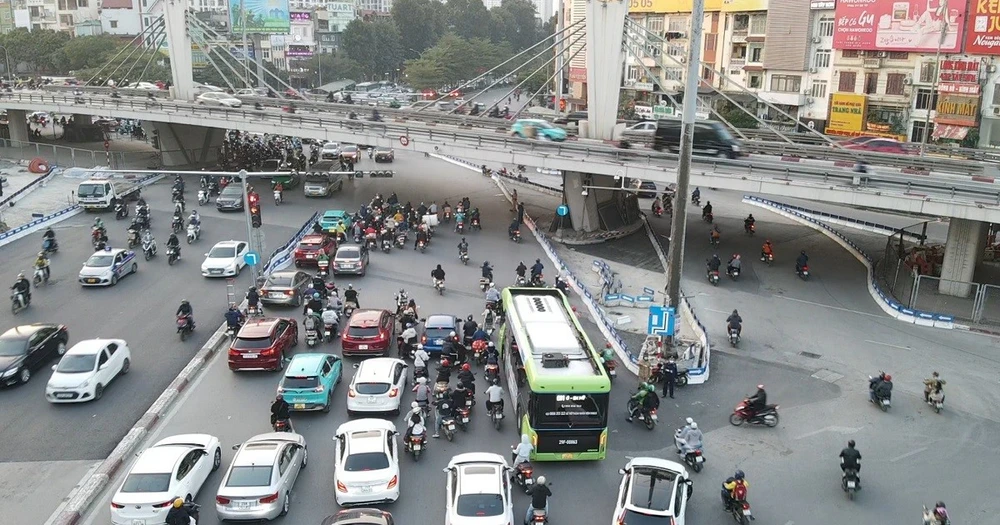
0,167,83,227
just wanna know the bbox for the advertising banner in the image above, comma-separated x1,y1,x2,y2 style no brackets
628,0,723,13
569,67,587,82
229,0,290,34
938,58,981,94
826,93,866,133
833,0,964,52
286,45,313,58
935,94,979,127
966,0,1000,54
719,0,768,12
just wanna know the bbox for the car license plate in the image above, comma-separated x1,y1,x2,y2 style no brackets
86,278,98,284
695,456,704,463
435,339,443,345
56,393,73,399
367,397,378,404
234,500,256,510
847,480,856,488
360,486,373,494
245,353,259,359
270,292,283,298
359,344,369,350
462,417,469,423
294,403,305,409
306,254,314,258
131,520,145,525
211,269,222,274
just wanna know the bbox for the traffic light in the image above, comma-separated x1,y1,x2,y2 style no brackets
559,98,567,111
250,204,262,228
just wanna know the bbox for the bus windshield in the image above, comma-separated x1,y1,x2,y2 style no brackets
531,393,609,429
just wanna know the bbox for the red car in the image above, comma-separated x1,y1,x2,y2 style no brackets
293,234,336,267
341,309,395,357
840,138,913,155
228,318,298,371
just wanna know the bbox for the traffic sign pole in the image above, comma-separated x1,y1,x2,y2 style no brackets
240,169,259,286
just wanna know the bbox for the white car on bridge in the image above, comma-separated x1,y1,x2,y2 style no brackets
197,91,242,108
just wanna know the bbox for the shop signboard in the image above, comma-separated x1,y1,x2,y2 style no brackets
833,0,964,53
826,93,866,133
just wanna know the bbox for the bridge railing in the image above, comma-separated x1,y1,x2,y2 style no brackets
0,138,139,169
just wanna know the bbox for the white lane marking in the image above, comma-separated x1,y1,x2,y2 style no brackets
704,308,731,314
865,340,911,350
794,426,863,440
890,447,928,463
773,295,886,319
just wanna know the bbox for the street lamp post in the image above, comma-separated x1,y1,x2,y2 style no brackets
0,45,13,84
920,1,950,157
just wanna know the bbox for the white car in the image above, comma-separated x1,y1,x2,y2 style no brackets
197,91,242,108
216,432,307,521
346,357,407,415
201,240,249,277
110,434,222,525
333,419,400,506
321,142,342,159
46,338,131,403
612,457,693,525
194,82,224,93
444,453,514,525
133,81,160,90
78,248,138,286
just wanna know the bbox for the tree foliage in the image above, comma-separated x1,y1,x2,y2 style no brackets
446,0,489,40
342,19,404,81
391,0,447,59
0,29,70,73
488,0,541,52
403,33,508,89
193,52,289,89
296,52,362,86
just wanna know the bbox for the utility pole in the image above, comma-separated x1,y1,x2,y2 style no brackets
239,169,261,285
240,0,250,88
920,3,950,157
664,0,705,310
554,0,564,112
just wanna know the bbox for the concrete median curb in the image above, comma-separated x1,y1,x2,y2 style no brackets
48,323,230,525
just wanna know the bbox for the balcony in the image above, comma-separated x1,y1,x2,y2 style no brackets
758,91,807,106
863,58,882,69
732,30,747,44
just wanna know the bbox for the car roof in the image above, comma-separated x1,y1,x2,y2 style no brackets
448,452,508,469
65,338,123,356
0,324,54,340
323,509,392,525
132,444,190,474
238,318,282,337
336,418,396,438
234,433,306,465
337,245,361,254
90,248,128,257
342,144,358,149
627,457,688,475
300,234,328,243
425,314,457,328
323,209,347,217
211,240,242,249
285,353,333,375
350,309,387,326
374,145,393,150
354,357,404,379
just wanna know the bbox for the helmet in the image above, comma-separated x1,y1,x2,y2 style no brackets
249,286,256,292
801,250,806,255
536,475,546,485
461,237,466,242
306,309,314,315
325,305,334,310
348,284,353,290
757,384,764,390
462,363,471,371
734,470,745,480
172,498,184,509
883,374,892,381
535,258,540,263
690,422,698,429
848,440,856,448
645,383,655,392
417,377,427,384
489,282,496,288
488,341,495,348
732,309,739,315
441,359,450,367
449,331,456,338
467,315,474,322
38,251,45,257
936,502,946,508
483,261,490,266
686,417,694,425
411,401,419,409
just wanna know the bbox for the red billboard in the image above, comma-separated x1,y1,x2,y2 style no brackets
833,0,965,52
966,0,1000,54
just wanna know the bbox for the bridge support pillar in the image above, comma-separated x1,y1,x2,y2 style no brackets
939,218,987,297
145,122,222,167
73,114,92,126
162,0,195,101
7,109,29,146
560,171,640,235
584,0,627,141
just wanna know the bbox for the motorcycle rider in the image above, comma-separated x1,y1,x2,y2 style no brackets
651,196,662,214
270,393,290,426
451,381,470,413
472,325,489,343
927,502,949,525
530,259,544,282
457,237,469,258
702,201,713,219
721,470,749,511
93,217,105,233
458,363,476,394
839,440,862,488
224,304,245,331
305,292,323,316
727,254,741,276
412,376,432,411
744,214,755,232
403,401,426,434
707,254,722,276
678,422,703,455
431,264,446,287
413,344,431,377
414,227,429,249
626,382,656,422
176,300,194,329
869,373,893,404
691,187,701,203
164,498,193,525
462,315,478,344
508,218,520,239
710,224,721,244
436,358,453,385
343,284,359,309
35,251,50,281
322,305,340,337
726,309,743,337
485,381,504,415
748,384,767,415
485,283,501,308
42,226,57,251
513,434,534,466
796,250,809,273
188,209,201,228
674,417,695,452
761,239,774,261
924,372,946,402
303,308,322,336
515,262,528,282
247,286,261,312
525,476,552,524
433,393,455,438
166,232,181,258
11,272,30,306
399,322,417,355
311,275,327,298
481,261,494,282
485,341,500,365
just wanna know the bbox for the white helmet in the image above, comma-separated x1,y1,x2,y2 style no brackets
690,422,698,429
411,401,419,409
686,417,693,425
306,309,314,315
536,475,546,485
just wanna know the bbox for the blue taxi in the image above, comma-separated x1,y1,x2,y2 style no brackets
278,353,343,412
319,209,350,233
78,247,138,287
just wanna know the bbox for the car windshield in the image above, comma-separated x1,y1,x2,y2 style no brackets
266,275,294,287
283,376,318,389
85,255,114,267
533,121,553,129
343,452,390,472
343,146,358,152
0,338,27,356
337,248,360,259
221,187,243,197
629,467,677,512
56,354,97,373
347,326,379,338
619,509,674,525
456,494,505,517
355,382,390,395
424,328,452,339
299,240,322,249
209,246,236,258
323,144,340,151
226,465,273,487
120,473,171,493
77,183,106,197
235,336,273,349
716,126,736,141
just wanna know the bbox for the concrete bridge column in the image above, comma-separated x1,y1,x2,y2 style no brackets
939,218,987,297
584,0,627,141
7,109,29,146
72,114,93,126
144,122,221,167
561,172,640,234
162,0,194,101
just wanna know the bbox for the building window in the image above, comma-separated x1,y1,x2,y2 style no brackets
885,73,907,95
813,50,830,69
702,65,714,82
749,14,767,35
863,72,878,94
705,34,716,51
667,44,685,56
919,62,937,83
644,43,661,58
748,44,763,63
810,80,828,98
626,65,640,83
842,49,860,58
915,88,939,110
817,16,834,37
77,0,86,6
993,85,1000,105
770,75,802,93
731,45,746,59
838,71,857,92
733,14,749,31
911,120,934,143
748,73,763,89
668,18,687,33
887,51,908,60
646,16,663,33
665,68,683,81
110,20,117,28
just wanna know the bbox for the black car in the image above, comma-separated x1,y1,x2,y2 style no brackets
373,146,394,163
0,324,69,386
322,508,394,525
215,184,245,211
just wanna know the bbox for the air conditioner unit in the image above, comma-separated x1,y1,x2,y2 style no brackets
994,106,1000,115
903,76,912,85
989,64,998,73
809,67,818,74
876,51,888,58
679,57,686,63
807,97,815,103
811,36,821,44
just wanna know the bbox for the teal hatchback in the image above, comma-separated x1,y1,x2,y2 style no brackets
278,353,343,412
319,210,350,233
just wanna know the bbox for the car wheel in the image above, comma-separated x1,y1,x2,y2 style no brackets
212,447,222,471
94,383,104,400
18,367,30,384
276,352,285,371
323,392,332,413
301,447,308,468
120,358,130,375
292,330,299,347
110,274,118,286
131,263,138,275
56,342,67,356
279,493,290,516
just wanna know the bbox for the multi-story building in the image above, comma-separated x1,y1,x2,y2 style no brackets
562,0,586,111
12,0,98,34
100,0,142,36
355,0,390,14
535,0,553,21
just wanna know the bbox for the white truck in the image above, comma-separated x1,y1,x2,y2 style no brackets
77,176,142,211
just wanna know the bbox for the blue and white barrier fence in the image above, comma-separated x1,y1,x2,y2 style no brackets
743,195,955,329
262,212,321,276
765,200,927,241
0,166,57,209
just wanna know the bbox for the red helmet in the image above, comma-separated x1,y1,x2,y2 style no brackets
462,363,471,371
441,359,450,367
883,374,892,381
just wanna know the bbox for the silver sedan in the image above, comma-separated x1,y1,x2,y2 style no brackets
216,432,307,521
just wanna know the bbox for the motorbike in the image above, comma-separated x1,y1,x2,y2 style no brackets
725,496,754,525
479,278,491,292
114,201,128,219
869,381,891,412
470,217,481,231
675,430,705,472
707,269,720,286
178,502,200,524
515,275,527,287
324,323,337,342
317,259,329,278
142,238,157,260
456,406,471,431
443,209,453,223
762,252,774,265
842,468,860,500
729,327,740,347
922,505,950,525
710,234,720,247
305,328,319,347
197,189,208,205
186,224,200,244
441,416,457,441
456,222,465,234
459,250,469,265
11,290,28,314
417,240,426,252
177,315,193,341
746,223,756,236
167,246,180,266
510,449,535,493
797,264,810,280
603,359,617,381
692,194,701,206
729,399,779,427
433,278,445,295
653,205,663,217
246,304,263,318
510,230,521,243
628,398,658,430
127,229,140,248
344,301,357,319
488,402,503,430
273,189,282,205
33,266,48,286
728,267,740,280
483,309,497,336
225,323,239,341
530,274,545,288
485,363,500,385
171,217,184,234
273,418,294,433
42,237,58,255
529,507,548,524
395,232,407,249
406,430,426,461
472,340,487,366
703,212,714,223
91,227,106,248
927,390,945,413
382,238,392,253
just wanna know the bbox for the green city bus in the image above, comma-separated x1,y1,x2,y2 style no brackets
498,287,611,461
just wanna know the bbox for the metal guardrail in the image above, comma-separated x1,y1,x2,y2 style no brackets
33,86,991,174
5,91,1000,209
737,128,1000,163
0,167,54,208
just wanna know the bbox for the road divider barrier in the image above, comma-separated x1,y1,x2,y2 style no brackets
0,166,57,209
262,212,320,275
